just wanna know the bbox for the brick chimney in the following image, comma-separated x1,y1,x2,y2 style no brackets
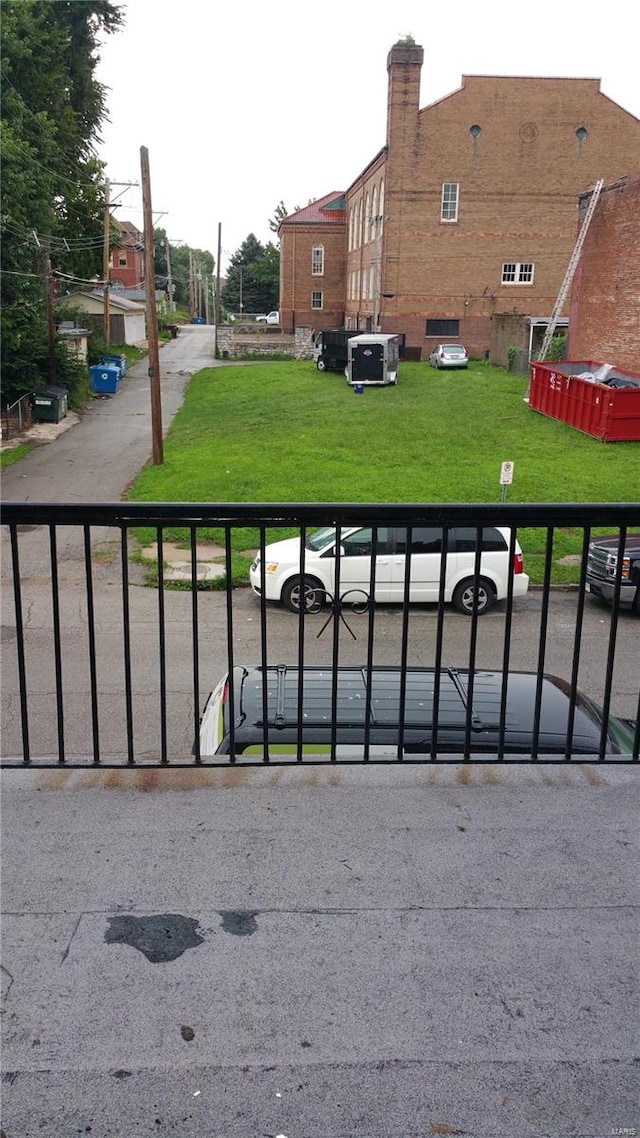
386,39,424,153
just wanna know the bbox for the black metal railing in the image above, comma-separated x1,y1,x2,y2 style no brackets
2,501,639,766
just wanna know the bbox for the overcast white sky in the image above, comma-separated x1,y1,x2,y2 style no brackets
95,0,640,273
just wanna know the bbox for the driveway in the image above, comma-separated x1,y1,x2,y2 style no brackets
1,325,215,503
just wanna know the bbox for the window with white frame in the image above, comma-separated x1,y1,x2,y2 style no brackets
502,261,535,284
312,244,324,275
379,180,384,232
441,183,459,222
364,192,371,242
311,290,323,309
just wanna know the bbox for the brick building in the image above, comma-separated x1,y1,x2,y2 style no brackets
568,176,640,372
279,40,640,358
110,220,145,291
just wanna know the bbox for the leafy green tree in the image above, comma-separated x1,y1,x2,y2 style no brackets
222,234,278,314
253,242,280,304
152,230,215,311
0,0,124,404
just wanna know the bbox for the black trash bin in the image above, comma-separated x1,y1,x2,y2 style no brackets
32,386,69,423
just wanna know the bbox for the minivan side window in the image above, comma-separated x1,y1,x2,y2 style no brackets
394,527,443,555
454,527,507,552
340,527,389,557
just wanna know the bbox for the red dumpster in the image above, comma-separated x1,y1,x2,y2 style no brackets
529,360,640,442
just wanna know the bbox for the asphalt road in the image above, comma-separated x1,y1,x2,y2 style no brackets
1,579,638,761
1,325,216,504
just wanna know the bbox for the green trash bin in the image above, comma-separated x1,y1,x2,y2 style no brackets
32,386,69,423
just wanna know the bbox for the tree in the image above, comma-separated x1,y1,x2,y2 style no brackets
253,242,280,303
221,234,278,315
269,201,289,233
0,0,124,404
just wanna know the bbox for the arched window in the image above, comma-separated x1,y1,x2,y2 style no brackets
371,185,378,241
364,193,371,243
312,244,324,275
379,180,385,233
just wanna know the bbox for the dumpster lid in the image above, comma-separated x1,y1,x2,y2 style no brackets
32,385,69,397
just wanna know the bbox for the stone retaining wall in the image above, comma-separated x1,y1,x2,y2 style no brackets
216,324,314,360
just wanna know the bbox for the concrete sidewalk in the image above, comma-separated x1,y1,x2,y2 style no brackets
2,763,638,1137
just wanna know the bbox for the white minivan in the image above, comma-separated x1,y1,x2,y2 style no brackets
250,525,529,616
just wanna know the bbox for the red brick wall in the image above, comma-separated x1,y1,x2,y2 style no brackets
280,51,640,360
350,68,640,358
279,223,348,334
569,177,640,371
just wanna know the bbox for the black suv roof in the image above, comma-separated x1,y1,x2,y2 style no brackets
220,665,634,757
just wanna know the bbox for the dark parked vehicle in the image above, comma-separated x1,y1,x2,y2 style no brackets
199,665,637,758
313,328,407,372
586,533,640,612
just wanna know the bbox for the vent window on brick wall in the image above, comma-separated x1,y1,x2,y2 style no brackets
502,262,535,284
426,318,460,337
312,291,323,309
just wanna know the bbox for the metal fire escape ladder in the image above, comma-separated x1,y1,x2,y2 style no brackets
534,177,605,369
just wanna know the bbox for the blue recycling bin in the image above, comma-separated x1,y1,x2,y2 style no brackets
90,364,120,394
100,354,127,377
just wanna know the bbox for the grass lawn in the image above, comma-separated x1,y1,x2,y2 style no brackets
1,443,36,470
126,358,638,585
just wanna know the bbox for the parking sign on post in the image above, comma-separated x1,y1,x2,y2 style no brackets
500,461,515,503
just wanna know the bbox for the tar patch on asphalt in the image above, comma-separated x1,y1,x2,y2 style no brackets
219,910,258,936
104,914,204,962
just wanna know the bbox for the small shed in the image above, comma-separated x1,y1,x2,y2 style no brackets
57,290,146,345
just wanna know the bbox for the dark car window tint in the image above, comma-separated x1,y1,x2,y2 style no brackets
454,527,508,552
341,527,389,557
394,528,443,555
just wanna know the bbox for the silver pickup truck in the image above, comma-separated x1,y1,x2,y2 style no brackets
586,533,640,612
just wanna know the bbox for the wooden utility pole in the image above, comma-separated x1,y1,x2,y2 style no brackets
188,251,195,322
46,255,57,386
164,239,174,311
140,146,163,465
215,222,221,356
103,176,111,345
204,277,210,324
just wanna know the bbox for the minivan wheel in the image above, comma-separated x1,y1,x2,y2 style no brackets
452,577,495,615
281,576,325,614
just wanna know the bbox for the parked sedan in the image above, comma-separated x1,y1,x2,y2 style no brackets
429,343,469,369
250,524,529,615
